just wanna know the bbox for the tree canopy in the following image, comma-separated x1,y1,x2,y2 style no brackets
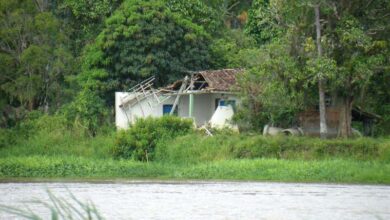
239,0,390,136
0,0,74,126
78,0,211,105
1,0,389,137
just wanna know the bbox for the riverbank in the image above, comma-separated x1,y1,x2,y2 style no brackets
1,156,389,184
1,117,389,184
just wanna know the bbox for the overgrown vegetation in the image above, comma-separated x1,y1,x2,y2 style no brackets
0,116,389,183
1,0,389,136
241,0,390,136
0,156,389,184
0,113,114,159
112,116,193,161
156,133,390,164
0,0,389,184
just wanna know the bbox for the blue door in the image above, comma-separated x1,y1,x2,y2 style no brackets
163,105,173,115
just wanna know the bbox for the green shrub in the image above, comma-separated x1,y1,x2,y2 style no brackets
379,140,390,162
112,116,194,161
62,89,109,137
0,128,17,148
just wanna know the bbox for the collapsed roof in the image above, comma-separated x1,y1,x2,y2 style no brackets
165,68,244,92
352,106,381,121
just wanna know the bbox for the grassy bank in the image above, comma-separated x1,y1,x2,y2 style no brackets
156,134,390,164
0,156,389,184
1,116,389,184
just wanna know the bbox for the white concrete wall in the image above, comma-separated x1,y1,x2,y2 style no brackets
115,92,175,129
175,94,214,126
115,92,129,129
174,93,240,126
115,92,240,129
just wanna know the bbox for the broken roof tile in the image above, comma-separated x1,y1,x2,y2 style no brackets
165,68,244,92
197,68,243,91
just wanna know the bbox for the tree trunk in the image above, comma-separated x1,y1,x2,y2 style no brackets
43,64,50,113
338,96,353,137
318,80,327,138
315,5,328,139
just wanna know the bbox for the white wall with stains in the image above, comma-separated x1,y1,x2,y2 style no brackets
115,92,240,129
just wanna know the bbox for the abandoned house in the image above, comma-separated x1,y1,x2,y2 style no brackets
115,69,243,129
298,105,381,137
115,68,380,137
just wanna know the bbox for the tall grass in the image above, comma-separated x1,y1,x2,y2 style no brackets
0,190,103,220
155,133,390,164
0,156,389,184
0,156,171,178
0,114,114,159
1,115,389,183
0,133,114,159
178,159,390,183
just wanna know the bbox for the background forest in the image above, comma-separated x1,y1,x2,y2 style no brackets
0,0,390,184
0,0,389,140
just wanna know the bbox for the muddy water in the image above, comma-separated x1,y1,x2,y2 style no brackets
0,181,389,220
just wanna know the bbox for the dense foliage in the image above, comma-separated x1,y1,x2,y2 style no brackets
1,127,389,183
0,0,389,144
78,0,211,106
239,0,390,136
0,0,389,187
0,0,74,127
112,116,193,161
59,0,123,53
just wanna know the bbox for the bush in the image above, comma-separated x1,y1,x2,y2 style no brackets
112,116,193,161
62,90,109,137
0,128,17,148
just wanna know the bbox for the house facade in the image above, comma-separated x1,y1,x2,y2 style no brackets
115,69,243,129
298,106,380,137
115,68,379,136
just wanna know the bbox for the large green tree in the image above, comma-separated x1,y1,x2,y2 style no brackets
0,0,74,127
307,0,389,137
241,0,389,136
235,39,305,131
78,0,211,106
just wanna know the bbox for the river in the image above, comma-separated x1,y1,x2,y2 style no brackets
0,181,389,219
